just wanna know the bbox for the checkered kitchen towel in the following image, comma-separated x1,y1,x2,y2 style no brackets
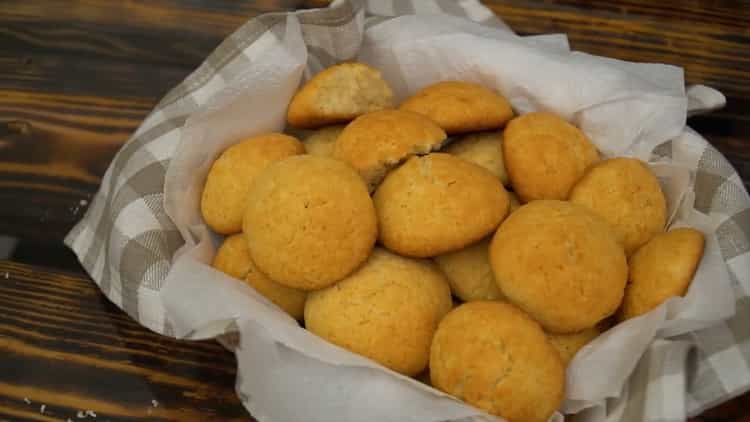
65,0,750,420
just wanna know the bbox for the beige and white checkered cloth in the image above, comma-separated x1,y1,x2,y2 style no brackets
65,1,750,420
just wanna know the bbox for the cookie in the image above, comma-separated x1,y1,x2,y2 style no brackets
303,125,345,157
547,325,601,366
434,237,505,302
201,133,305,234
212,235,307,319
490,200,627,333
333,110,447,191
569,157,667,255
503,112,599,202
620,228,705,320
243,155,377,290
400,81,513,134
430,301,565,422
443,131,509,185
287,62,394,128
305,248,452,376
212,234,253,279
374,153,510,257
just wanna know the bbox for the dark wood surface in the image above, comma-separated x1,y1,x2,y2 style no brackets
0,1,748,421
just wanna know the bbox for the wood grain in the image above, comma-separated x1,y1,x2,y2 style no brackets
0,260,251,422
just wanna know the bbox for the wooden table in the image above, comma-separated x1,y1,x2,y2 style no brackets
0,1,748,420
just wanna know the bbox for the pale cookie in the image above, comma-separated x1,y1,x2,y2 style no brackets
303,125,345,157
434,237,505,302
430,301,565,422
400,81,513,134
243,155,377,290
547,325,601,366
333,110,447,191
287,62,393,128
443,131,509,185
305,248,452,376
212,235,307,319
490,200,627,333
201,133,304,234
374,153,510,257
569,157,667,255
620,228,705,320
503,112,598,202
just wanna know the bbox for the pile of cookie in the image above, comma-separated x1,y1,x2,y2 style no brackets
202,62,705,422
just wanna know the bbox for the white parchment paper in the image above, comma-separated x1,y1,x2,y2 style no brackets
159,12,735,422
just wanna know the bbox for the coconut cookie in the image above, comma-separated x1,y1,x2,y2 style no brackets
430,301,565,422
569,157,667,255
434,237,505,302
243,155,377,290
212,235,307,319
287,62,394,128
400,81,513,134
333,110,447,191
303,125,345,157
620,228,705,320
443,131,509,185
490,200,627,333
547,325,602,366
503,112,598,202
201,133,304,234
305,248,452,376
374,153,510,258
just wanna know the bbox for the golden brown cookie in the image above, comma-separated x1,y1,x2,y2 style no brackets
212,234,253,279
305,248,452,376
400,81,513,134
569,157,667,255
287,62,394,128
508,191,521,213
333,110,447,191
547,325,601,366
374,153,510,257
212,235,307,319
201,133,305,234
620,228,705,320
503,112,598,202
490,200,627,333
430,301,564,422
243,155,377,290
434,237,505,302
303,125,345,157
443,131,509,185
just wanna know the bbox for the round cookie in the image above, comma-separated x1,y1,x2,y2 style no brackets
490,200,627,333
443,131,509,185
547,325,601,366
430,301,565,422
503,112,599,202
201,133,304,234
569,157,667,255
212,235,307,319
374,153,510,257
620,228,705,320
212,234,253,279
400,81,513,134
303,125,345,157
287,62,393,128
243,155,377,290
434,237,505,302
333,110,447,191
305,248,452,376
